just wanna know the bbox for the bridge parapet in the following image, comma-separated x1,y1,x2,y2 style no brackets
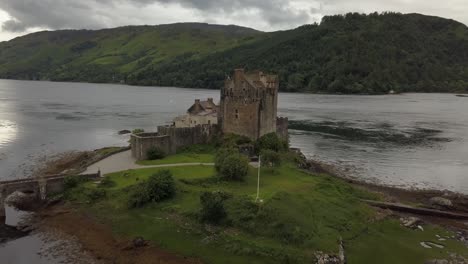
0,172,100,223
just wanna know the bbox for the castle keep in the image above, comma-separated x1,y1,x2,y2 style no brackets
219,69,280,140
131,69,288,160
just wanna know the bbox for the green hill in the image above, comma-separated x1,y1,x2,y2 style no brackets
1,13,468,94
0,23,263,83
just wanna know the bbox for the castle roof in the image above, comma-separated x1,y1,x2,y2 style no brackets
187,98,218,115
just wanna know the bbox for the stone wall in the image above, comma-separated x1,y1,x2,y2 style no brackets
276,117,289,141
131,125,219,161
131,132,172,160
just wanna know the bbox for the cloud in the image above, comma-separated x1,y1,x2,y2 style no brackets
0,0,467,41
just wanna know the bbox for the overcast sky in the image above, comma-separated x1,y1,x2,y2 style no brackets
0,0,467,42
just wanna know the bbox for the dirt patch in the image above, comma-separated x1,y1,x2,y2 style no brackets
37,204,202,264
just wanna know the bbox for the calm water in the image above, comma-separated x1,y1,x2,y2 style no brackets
0,79,467,193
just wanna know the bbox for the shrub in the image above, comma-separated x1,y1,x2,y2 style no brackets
85,188,106,202
127,170,176,208
63,175,87,189
255,133,288,153
98,177,115,188
214,147,238,172
219,153,249,181
200,191,230,224
147,147,166,160
260,149,282,167
132,128,145,134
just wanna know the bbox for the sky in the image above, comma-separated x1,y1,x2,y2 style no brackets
0,0,467,42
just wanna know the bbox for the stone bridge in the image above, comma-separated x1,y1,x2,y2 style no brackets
0,172,100,223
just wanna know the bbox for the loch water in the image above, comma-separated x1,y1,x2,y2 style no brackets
0,79,467,192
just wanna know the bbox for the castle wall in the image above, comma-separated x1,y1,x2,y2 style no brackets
131,125,219,161
276,117,289,141
220,97,260,139
131,132,172,160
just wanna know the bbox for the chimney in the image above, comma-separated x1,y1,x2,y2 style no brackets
208,98,213,104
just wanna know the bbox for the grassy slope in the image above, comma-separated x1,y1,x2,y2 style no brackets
66,161,467,263
0,23,263,81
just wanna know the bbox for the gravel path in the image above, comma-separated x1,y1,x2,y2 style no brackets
81,150,214,175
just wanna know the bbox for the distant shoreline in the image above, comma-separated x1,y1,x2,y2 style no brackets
0,78,466,96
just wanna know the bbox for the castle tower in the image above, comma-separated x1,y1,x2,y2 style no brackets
219,69,279,140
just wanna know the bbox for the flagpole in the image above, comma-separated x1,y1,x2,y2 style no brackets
256,155,261,201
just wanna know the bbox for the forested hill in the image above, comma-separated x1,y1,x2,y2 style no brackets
1,13,468,94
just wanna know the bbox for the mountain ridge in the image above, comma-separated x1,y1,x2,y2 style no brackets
1,12,467,94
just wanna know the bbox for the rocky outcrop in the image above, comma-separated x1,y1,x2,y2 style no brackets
429,197,453,209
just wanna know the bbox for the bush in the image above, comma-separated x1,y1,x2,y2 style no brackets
200,191,230,224
147,147,166,160
214,147,238,172
63,175,87,190
222,134,252,147
85,188,106,202
127,170,176,208
255,133,288,153
260,149,282,167
98,177,116,188
132,128,145,134
218,153,249,181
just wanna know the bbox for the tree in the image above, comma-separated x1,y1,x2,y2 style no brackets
255,133,288,154
260,149,281,168
218,153,249,181
199,191,230,224
214,147,238,172
128,170,176,208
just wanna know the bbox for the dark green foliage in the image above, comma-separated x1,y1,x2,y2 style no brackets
63,175,88,189
222,134,252,147
146,147,166,160
260,149,281,167
127,170,176,208
218,153,249,181
85,188,107,202
255,133,288,153
132,13,468,94
98,177,116,188
1,13,467,93
200,191,231,224
132,128,144,134
214,147,238,172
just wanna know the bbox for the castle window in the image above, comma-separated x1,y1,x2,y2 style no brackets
235,109,239,119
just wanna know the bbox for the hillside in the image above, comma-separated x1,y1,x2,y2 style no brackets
1,13,468,94
0,23,263,83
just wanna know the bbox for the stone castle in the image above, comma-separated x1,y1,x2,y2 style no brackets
131,69,288,160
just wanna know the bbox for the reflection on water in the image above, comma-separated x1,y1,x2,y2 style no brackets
0,120,17,149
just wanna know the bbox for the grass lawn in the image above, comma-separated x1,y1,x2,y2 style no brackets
66,163,468,263
136,153,214,165
136,144,215,165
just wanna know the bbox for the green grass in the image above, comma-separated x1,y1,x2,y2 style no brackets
136,153,214,165
136,143,215,165
65,163,468,264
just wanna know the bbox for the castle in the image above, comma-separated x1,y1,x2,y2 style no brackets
131,69,288,160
